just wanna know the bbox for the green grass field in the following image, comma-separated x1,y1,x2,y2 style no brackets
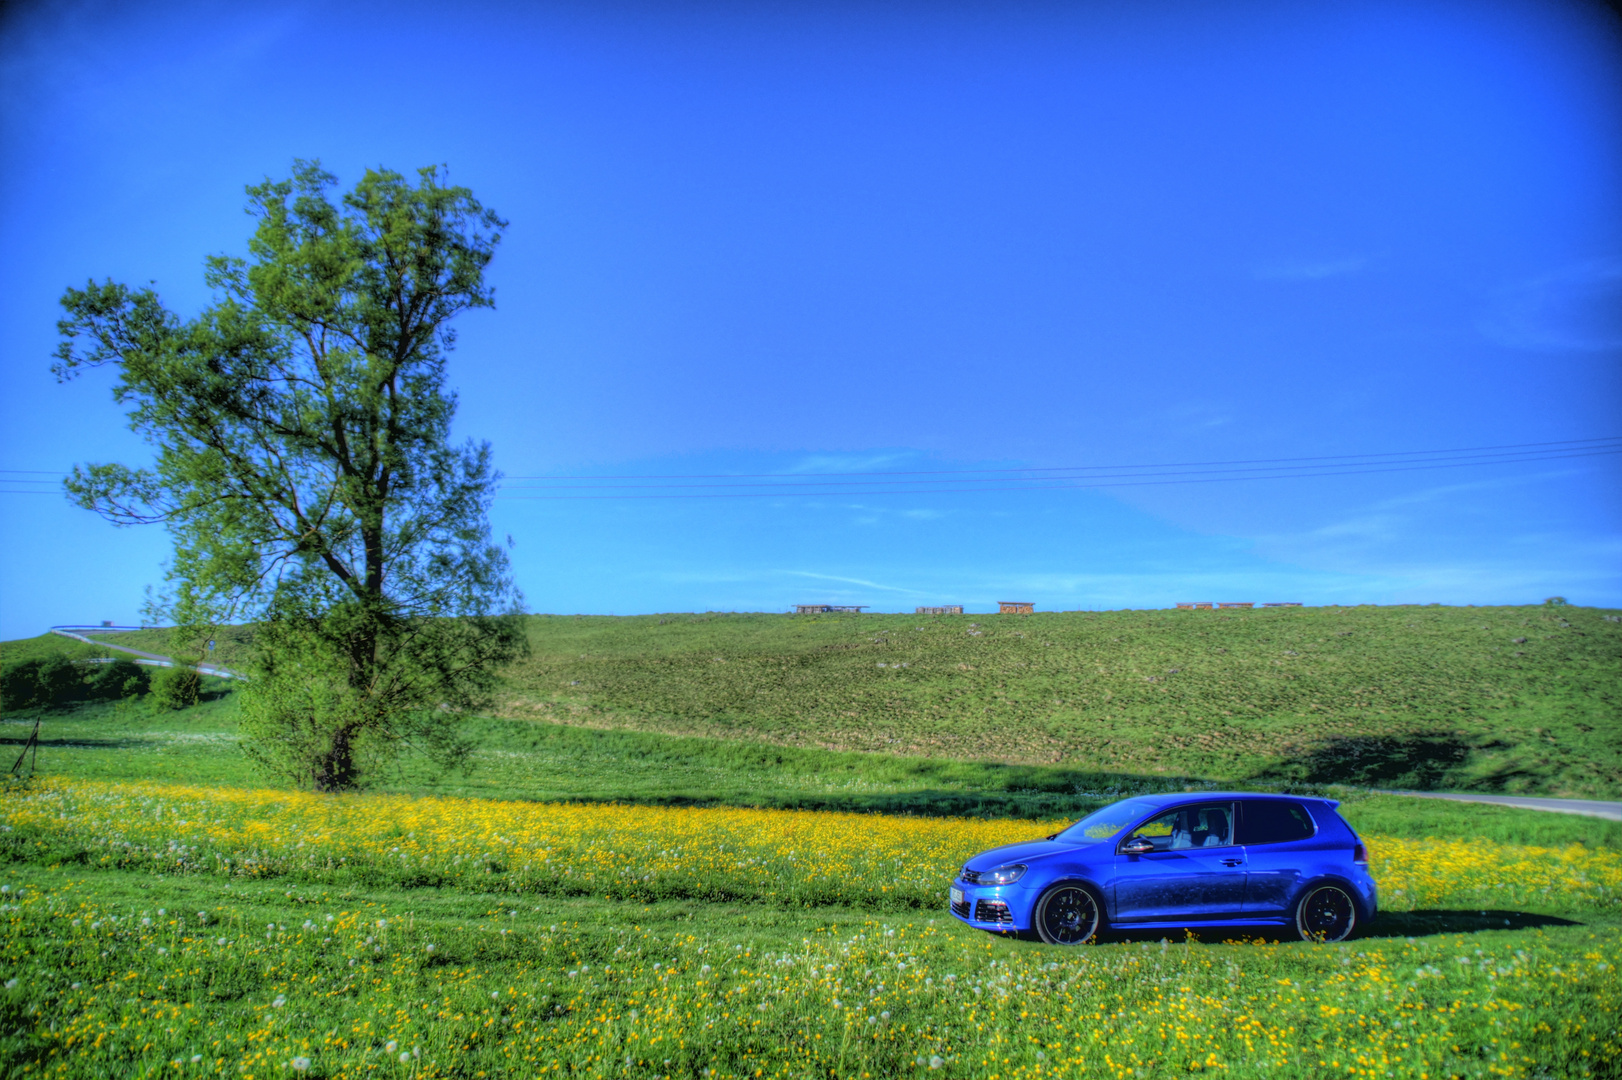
3,605,1620,1078
46,603,1622,799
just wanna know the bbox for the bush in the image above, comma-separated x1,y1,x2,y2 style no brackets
0,660,45,710
0,657,90,710
36,657,85,704
149,664,202,710
89,658,149,700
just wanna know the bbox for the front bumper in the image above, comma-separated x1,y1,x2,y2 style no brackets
949,881,1030,931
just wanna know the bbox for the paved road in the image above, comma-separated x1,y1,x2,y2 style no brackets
50,626,246,681
1378,789,1622,822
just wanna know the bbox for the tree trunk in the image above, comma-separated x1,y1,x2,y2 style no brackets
313,725,359,792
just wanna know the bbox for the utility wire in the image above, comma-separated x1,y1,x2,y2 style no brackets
4,436,1618,499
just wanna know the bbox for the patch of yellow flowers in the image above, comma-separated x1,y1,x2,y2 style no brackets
2,779,1619,913
2,779,1621,1078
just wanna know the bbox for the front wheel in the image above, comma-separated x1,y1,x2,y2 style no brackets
1293,883,1357,942
1032,884,1103,945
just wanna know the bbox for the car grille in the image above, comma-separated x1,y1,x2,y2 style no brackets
961,868,982,884
974,899,1013,925
951,898,971,919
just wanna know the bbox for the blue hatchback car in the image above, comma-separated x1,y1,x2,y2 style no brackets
950,792,1376,944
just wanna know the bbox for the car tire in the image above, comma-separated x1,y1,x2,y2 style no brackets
1292,883,1358,942
1032,883,1104,945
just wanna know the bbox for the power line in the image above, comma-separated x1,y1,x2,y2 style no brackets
4,436,1617,499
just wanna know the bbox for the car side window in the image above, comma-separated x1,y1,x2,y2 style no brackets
1122,803,1235,852
1237,800,1316,845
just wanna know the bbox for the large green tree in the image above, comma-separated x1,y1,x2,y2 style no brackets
54,161,526,790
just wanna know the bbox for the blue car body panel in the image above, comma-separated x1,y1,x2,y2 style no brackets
949,792,1378,936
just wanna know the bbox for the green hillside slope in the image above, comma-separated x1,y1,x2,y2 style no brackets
498,604,1621,797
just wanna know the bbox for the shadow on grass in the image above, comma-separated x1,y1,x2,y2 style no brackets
0,734,153,751
410,787,1157,821
1254,733,1478,789
1361,908,1583,936
1086,909,1583,947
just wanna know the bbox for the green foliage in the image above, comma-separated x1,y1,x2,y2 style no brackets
148,664,201,711
87,658,148,700
0,657,87,710
52,160,525,789
497,604,1622,798
0,659,44,709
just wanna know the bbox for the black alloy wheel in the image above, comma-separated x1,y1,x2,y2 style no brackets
1033,884,1102,945
1293,884,1357,942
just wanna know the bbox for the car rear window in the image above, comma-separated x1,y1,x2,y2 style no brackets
1237,800,1315,845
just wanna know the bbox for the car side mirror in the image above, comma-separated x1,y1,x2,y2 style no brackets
1122,837,1154,855
1044,834,1057,841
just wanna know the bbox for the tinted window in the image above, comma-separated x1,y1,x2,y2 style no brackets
1238,801,1315,845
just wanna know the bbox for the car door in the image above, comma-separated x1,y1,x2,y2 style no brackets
1111,802,1246,922
1237,799,1318,914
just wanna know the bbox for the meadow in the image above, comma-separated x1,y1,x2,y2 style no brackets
2,605,1620,1078
2,778,1619,1079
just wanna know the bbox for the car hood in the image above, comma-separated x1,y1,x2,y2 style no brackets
962,837,1103,872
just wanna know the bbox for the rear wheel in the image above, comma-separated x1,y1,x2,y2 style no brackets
1293,884,1357,942
1032,884,1103,945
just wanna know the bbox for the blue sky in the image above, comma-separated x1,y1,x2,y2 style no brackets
2,0,1619,638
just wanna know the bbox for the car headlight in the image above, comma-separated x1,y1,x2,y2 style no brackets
979,863,1027,886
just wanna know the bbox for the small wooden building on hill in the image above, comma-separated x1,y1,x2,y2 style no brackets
998,601,1035,614
793,604,868,614
916,606,964,615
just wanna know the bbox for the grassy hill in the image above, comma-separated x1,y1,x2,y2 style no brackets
10,602,1620,799
495,604,1621,798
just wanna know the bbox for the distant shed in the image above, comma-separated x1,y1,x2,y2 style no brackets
998,601,1035,614
1217,602,1254,610
1262,602,1304,607
916,606,964,615
793,604,868,614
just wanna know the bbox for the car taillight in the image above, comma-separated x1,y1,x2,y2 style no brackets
1353,842,1369,866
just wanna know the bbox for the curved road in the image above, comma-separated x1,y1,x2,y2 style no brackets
1375,789,1622,821
50,625,247,681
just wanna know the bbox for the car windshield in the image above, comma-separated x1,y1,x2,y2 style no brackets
1053,799,1157,844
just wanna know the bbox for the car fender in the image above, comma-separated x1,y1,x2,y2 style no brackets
1032,875,1110,922
1289,872,1374,923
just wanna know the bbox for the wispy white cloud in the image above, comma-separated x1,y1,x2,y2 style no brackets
1252,255,1373,281
779,570,926,596
1479,258,1622,352
784,452,916,475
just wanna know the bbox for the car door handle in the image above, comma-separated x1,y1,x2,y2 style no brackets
1221,858,1244,867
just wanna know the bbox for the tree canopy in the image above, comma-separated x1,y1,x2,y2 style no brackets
54,161,526,790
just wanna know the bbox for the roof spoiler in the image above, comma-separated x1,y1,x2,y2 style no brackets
1323,799,1341,809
